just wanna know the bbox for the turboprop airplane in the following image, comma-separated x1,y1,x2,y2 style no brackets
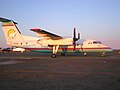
0,17,112,58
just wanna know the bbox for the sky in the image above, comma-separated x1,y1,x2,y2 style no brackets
0,0,120,49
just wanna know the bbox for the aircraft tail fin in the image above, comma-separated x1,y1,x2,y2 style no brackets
0,17,24,46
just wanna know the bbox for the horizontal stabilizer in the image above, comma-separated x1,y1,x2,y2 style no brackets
0,17,17,24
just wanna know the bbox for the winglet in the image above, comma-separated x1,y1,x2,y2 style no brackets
0,17,17,24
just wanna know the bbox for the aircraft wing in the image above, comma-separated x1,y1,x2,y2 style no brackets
30,28,63,40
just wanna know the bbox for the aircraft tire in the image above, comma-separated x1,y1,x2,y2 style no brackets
51,54,56,58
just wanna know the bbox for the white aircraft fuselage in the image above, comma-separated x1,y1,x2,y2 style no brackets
0,17,112,57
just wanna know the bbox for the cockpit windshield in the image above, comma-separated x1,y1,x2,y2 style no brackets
93,41,102,44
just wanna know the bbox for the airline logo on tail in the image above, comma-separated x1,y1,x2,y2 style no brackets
8,29,16,39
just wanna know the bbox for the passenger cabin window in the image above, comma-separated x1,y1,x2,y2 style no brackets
88,42,92,44
93,41,102,44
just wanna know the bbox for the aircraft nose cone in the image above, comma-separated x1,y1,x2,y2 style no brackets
109,47,113,52
103,45,113,52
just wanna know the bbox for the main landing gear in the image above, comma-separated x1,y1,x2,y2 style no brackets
51,53,65,58
51,45,59,58
51,45,67,58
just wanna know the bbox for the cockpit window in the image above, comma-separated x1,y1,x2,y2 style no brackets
93,41,102,44
98,41,102,44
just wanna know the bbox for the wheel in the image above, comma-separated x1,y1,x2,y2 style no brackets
51,54,56,58
61,53,65,56
83,53,87,56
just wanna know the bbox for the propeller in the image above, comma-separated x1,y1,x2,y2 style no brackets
73,28,80,51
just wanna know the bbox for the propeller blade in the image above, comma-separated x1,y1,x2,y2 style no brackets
78,33,80,39
73,28,80,51
73,28,76,40
73,27,76,51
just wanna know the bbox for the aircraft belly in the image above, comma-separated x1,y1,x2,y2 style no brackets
81,48,112,52
24,45,112,53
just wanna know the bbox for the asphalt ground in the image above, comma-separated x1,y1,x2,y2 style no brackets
0,51,120,90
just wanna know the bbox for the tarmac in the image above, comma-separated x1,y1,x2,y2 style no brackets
0,51,120,90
